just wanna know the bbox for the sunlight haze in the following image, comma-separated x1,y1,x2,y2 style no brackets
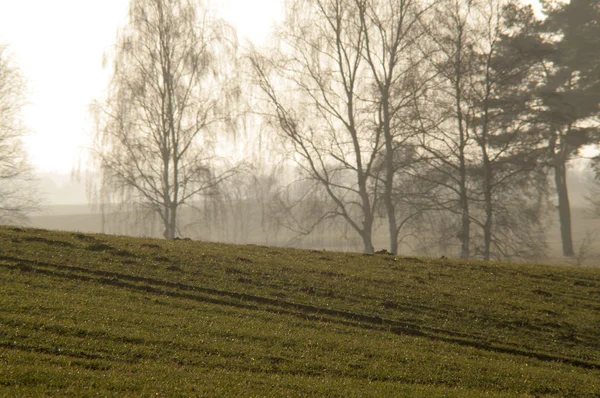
0,0,283,173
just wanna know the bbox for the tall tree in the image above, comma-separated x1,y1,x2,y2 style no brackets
249,0,381,254
415,0,548,260
0,44,40,224
535,0,600,256
414,0,481,258
413,0,481,258
356,0,430,254
469,0,548,260
91,0,238,239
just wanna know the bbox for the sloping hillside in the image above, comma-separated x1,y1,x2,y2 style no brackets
1,226,599,396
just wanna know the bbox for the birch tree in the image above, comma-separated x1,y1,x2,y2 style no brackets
357,0,432,254
0,44,39,224
92,0,238,239
416,0,548,260
414,0,479,258
249,0,382,254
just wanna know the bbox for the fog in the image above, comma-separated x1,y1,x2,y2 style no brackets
2,0,599,264
28,163,600,265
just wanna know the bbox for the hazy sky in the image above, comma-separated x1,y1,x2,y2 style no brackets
0,0,283,174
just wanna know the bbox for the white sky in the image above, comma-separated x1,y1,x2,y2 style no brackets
0,0,283,173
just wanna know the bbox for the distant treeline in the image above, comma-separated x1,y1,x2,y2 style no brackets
82,0,599,261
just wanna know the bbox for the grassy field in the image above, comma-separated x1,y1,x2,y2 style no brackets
1,226,599,396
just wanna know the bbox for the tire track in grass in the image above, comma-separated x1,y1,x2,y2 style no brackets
1,256,600,370
0,341,130,363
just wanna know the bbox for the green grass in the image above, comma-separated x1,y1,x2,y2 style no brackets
1,226,599,397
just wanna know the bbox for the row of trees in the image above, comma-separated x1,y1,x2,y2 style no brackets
247,0,600,258
86,0,599,260
3,0,596,261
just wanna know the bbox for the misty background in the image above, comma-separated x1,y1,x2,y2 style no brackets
32,162,599,259
1,0,599,265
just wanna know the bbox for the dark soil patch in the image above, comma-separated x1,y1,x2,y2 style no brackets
532,289,553,298
23,236,74,248
166,265,183,273
71,233,98,242
401,257,425,264
319,270,343,278
109,249,135,258
225,267,248,275
574,280,596,287
299,286,316,295
86,243,114,252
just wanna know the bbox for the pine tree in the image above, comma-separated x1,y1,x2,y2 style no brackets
535,0,600,256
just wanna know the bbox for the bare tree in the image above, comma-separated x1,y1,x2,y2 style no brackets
357,0,432,254
91,0,239,239
466,0,549,260
0,44,40,224
413,0,481,258
249,0,382,254
415,0,548,260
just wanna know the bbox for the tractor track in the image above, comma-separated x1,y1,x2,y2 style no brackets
1,255,599,371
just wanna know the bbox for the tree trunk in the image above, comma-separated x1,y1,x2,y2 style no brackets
554,155,574,257
386,194,398,254
357,175,375,255
163,217,176,239
458,137,470,259
162,201,177,239
382,97,398,255
460,202,470,258
455,29,470,259
169,203,178,239
483,171,493,261
481,135,493,261
362,215,375,254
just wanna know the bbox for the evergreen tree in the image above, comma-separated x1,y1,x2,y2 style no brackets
535,0,600,256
